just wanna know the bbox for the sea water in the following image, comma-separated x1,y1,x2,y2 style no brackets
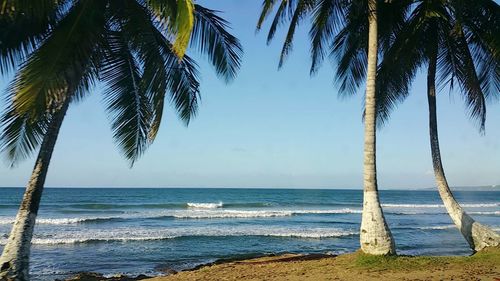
0,187,498,280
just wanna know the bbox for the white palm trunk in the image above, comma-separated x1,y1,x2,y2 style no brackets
359,0,396,255
427,55,500,252
0,100,69,281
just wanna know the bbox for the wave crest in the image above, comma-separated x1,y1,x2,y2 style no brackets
187,202,223,209
0,227,355,246
382,203,500,208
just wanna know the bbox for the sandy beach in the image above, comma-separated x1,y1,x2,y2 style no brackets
144,247,500,281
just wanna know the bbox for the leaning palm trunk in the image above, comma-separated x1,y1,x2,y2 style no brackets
427,52,500,252
0,99,70,281
359,0,396,255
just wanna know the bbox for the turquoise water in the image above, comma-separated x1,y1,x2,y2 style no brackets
0,188,499,280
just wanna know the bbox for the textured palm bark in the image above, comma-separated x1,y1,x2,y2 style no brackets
427,54,500,252
359,0,396,256
0,100,70,281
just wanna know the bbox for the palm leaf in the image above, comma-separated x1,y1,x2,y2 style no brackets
441,22,486,131
0,0,68,73
375,2,428,125
146,0,195,59
0,106,49,166
113,0,200,143
7,0,107,119
191,4,242,82
454,0,500,101
256,0,279,30
309,0,344,74
260,0,298,44
101,30,152,165
277,0,314,68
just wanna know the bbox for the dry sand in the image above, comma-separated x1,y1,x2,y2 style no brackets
146,247,500,281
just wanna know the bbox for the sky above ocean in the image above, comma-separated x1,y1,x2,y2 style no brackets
0,1,499,189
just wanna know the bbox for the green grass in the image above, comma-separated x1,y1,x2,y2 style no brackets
352,247,500,272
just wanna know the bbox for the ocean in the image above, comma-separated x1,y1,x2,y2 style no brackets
0,187,499,280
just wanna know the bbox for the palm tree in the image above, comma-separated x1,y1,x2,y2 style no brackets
358,0,396,255
375,0,500,251
0,1,242,279
256,0,406,255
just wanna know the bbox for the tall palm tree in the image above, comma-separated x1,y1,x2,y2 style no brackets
358,0,396,255
256,0,407,255
374,0,500,252
0,1,242,279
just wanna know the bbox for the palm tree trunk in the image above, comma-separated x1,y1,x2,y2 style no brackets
426,52,500,253
0,99,70,281
359,0,396,255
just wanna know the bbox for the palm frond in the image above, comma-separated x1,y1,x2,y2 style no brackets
330,0,368,97
0,0,69,74
277,0,314,68
7,0,107,119
377,0,412,53
146,0,195,58
375,2,428,125
454,0,500,101
0,0,62,18
113,0,200,143
441,22,486,131
262,0,297,44
256,0,279,30
165,54,200,125
433,3,487,132
309,0,344,74
101,30,152,165
191,4,242,82
171,0,195,58
0,106,49,166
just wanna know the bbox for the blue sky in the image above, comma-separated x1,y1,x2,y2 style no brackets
1,1,499,189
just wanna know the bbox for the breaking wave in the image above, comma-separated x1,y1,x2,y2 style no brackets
0,227,356,246
0,208,364,225
187,202,224,209
382,203,500,208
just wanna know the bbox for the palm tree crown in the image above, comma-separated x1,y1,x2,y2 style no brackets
0,0,243,165
376,0,499,128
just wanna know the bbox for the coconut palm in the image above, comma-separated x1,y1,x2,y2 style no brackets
374,0,500,251
0,1,242,279
256,0,413,255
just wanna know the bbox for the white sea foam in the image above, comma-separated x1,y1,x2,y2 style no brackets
0,226,355,246
0,214,151,225
33,236,174,245
187,202,223,209
173,209,362,219
382,204,443,208
0,206,496,226
468,211,500,215
0,217,100,225
382,203,500,208
173,210,293,219
418,225,456,230
294,209,362,214
0,208,363,225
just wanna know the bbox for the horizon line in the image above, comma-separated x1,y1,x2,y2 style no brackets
1,185,498,190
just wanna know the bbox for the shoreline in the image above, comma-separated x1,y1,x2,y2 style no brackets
64,248,500,281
